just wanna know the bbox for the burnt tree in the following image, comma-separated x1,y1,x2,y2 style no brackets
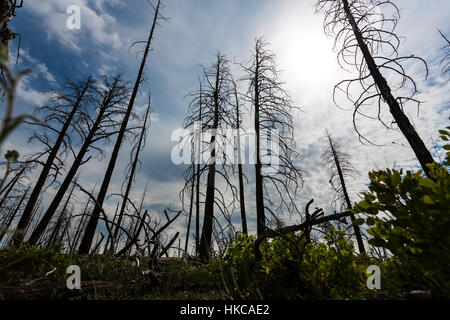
321,131,365,254
78,0,166,254
241,38,303,236
11,76,95,245
316,0,435,177
27,75,131,245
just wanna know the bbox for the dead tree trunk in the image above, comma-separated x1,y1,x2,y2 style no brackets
317,0,435,178
198,56,221,261
233,81,247,235
27,76,129,245
0,185,28,243
109,98,151,252
12,78,93,245
78,1,164,254
341,0,434,178
46,183,75,247
327,133,365,254
253,46,265,237
242,38,302,236
195,82,203,255
184,154,195,256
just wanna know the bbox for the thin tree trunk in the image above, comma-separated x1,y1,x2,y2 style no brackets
116,210,148,257
199,58,220,261
0,164,26,206
46,183,75,247
104,202,120,253
110,99,151,251
184,157,195,256
122,181,148,255
78,1,161,254
254,48,265,236
342,0,435,178
234,82,247,234
12,78,92,245
328,135,366,254
69,183,96,253
195,82,202,255
27,92,113,245
0,186,29,244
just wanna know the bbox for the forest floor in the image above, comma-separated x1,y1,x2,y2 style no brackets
0,256,228,300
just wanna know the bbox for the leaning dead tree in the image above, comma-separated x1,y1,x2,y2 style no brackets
321,130,365,254
315,0,435,178
11,76,95,245
181,54,238,260
241,37,303,236
27,74,131,245
78,0,167,254
107,94,152,252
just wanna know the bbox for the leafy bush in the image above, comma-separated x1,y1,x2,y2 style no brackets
353,127,450,298
225,229,377,299
0,244,76,283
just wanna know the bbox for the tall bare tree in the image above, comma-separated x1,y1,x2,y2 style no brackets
78,0,166,254
182,54,238,260
316,0,435,178
108,94,151,252
321,130,365,253
11,76,95,245
241,38,303,236
232,80,248,235
27,74,131,245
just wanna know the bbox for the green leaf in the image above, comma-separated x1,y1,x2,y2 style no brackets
353,218,364,226
366,217,375,226
422,195,435,205
358,200,370,210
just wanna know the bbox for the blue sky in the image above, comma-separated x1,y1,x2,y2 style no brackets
4,0,450,252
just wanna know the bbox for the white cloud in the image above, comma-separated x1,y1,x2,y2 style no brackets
23,0,122,53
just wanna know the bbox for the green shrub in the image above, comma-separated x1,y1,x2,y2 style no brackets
353,127,450,298
0,244,75,283
225,229,377,299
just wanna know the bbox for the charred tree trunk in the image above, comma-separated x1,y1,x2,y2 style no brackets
78,1,162,254
184,156,195,256
253,47,265,237
46,183,75,247
12,78,93,245
195,83,202,255
234,82,247,235
327,134,365,254
110,99,151,252
0,185,28,244
27,79,125,245
341,0,434,178
69,184,95,253
199,57,221,261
